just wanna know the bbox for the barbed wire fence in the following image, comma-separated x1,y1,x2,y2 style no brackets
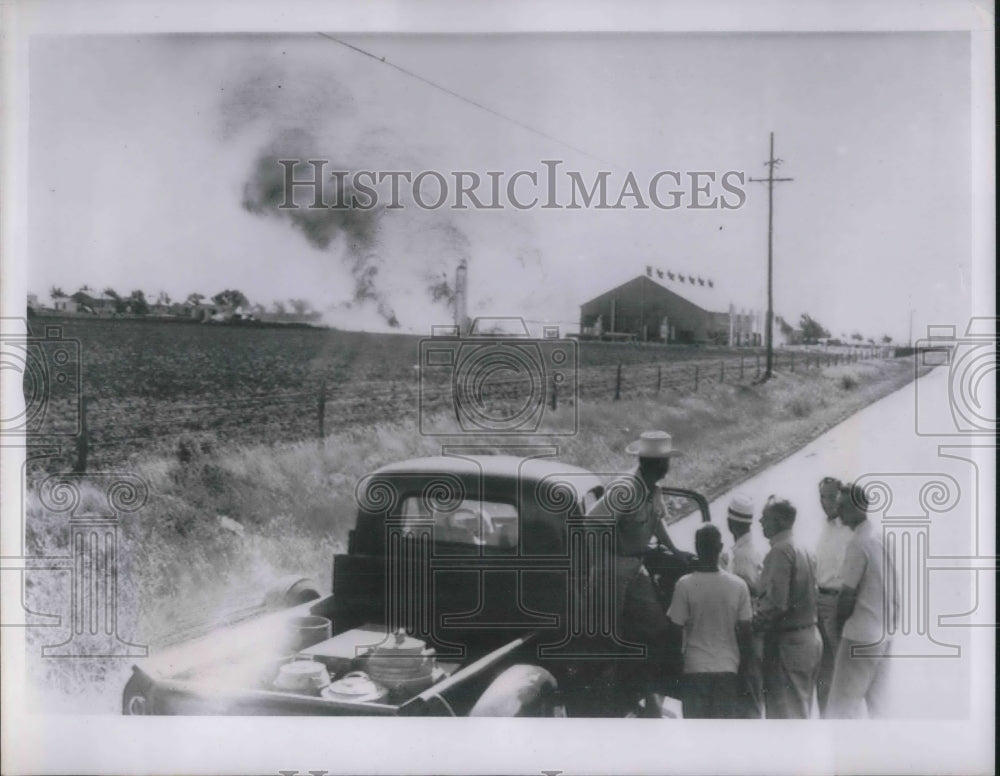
35,347,892,472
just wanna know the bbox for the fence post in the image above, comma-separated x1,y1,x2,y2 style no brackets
755,354,761,379
317,378,327,448
740,355,744,381
614,363,622,401
73,395,89,473
720,360,725,382
694,364,699,392
656,365,662,395
790,353,795,372
550,373,558,410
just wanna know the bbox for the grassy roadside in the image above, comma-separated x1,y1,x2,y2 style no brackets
23,356,928,711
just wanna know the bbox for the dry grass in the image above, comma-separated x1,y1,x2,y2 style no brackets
22,356,925,711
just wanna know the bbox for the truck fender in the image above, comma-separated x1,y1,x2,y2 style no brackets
469,664,564,717
262,575,321,610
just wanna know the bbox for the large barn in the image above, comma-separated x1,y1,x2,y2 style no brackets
579,273,760,345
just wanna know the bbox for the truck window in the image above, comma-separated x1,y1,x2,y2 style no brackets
399,496,519,554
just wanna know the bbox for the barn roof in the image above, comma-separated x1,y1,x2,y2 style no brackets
581,270,742,315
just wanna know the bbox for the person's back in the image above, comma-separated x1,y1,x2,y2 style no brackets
667,525,753,718
671,568,750,674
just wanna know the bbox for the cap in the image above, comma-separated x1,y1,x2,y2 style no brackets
727,493,754,523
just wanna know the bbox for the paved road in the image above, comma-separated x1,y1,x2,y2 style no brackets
669,365,994,719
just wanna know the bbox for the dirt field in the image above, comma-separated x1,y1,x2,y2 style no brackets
24,315,882,472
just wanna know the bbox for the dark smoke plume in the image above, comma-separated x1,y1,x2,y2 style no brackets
224,56,483,330
241,129,399,327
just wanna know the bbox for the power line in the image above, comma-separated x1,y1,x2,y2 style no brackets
316,32,611,166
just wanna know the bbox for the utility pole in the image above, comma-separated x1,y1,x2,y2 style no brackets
749,132,793,381
640,275,646,342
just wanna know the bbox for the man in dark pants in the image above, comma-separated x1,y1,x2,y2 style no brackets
724,493,765,717
815,476,852,716
586,430,684,716
668,524,754,718
754,495,822,718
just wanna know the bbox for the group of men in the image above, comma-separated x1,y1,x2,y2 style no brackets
595,430,898,719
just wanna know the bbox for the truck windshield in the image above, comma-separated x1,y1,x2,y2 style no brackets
399,496,519,553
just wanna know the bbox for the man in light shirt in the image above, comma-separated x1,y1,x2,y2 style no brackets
667,523,754,718
726,493,764,596
827,482,899,719
814,476,853,717
725,493,764,716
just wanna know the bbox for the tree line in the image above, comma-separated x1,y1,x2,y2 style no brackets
45,286,316,316
784,313,893,346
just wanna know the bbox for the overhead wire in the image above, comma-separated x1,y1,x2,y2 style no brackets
316,32,616,169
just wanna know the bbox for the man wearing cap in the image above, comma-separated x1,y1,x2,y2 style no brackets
726,493,763,597
725,493,764,717
585,430,684,714
754,496,822,719
826,483,898,719
667,523,754,718
814,476,853,716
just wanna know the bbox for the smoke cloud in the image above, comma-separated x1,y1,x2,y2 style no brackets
222,48,556,333
240,128,401,326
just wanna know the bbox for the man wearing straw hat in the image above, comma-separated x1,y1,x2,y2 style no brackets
725,493,765,717
726,493,764,597
586,430,685,714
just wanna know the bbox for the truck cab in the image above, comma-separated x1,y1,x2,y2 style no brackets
124,454,709,717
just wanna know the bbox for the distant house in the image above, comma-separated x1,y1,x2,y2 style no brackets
774,316,803,347
190,302,221,322
52,294,79,313
71,291,118,316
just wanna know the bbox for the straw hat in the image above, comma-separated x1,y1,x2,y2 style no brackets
727,493,755,524
625,430,683,458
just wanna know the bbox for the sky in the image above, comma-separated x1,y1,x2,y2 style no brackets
28,32,975,340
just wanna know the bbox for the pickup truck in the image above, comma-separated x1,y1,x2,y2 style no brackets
123,454,709,717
